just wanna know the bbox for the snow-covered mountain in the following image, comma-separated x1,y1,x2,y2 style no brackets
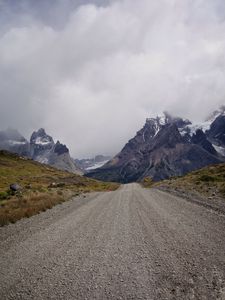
87,107,225,183
30,128,55,164
179,106,225,139
0,128,82,174
75,155,111,172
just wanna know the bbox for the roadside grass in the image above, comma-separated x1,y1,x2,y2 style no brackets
141,177,154,188
0,151,119,226
144,163,225,200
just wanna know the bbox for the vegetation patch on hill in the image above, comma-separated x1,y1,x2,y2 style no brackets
0,151,119,225
143,163,225,200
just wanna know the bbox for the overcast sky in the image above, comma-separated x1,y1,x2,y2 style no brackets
0,0,225,158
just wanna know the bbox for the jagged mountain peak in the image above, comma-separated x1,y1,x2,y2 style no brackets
36,128,46,135
30,128,54,146
54,141,69,155
143,112,191,142
146,111,191,128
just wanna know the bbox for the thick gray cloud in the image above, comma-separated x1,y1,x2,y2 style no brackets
0,0,225,158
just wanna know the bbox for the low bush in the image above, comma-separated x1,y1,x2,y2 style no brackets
199,175,216,182
0,192,9,200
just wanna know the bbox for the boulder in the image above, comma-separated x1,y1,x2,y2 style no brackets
10,183,22,192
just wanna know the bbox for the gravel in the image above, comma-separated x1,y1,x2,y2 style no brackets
0,183,225,299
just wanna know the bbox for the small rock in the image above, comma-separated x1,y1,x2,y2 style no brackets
48,182,65,188
10,183,22,192
48,182,57,188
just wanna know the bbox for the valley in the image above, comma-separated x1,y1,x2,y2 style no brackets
1,2,225,299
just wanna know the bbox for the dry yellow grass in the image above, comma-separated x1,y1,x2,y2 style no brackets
146,163,225,200
0,151,120,225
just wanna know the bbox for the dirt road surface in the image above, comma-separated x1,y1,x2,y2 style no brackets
0,183,225,299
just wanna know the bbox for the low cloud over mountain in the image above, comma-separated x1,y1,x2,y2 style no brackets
1,0,225,157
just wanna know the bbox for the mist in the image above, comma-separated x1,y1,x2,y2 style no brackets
0,0,225,158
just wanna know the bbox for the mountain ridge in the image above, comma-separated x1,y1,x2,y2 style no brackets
87,107,225,183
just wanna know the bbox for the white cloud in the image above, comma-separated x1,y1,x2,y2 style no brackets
0,0,225,157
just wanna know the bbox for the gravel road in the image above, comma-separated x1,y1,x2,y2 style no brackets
0,183,225,300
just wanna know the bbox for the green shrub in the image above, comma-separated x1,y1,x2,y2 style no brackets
199,175,215,182
0,192,8,200
142,177,154,188
0,189,14,200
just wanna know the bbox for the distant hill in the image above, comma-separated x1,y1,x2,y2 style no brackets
0,151,119,225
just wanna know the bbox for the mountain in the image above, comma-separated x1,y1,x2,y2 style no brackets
0,128,82,174
87,108,225,183
30,128,82,174
75,155,111,172
0,128,30,157
180,106,225,155
30,128,55,163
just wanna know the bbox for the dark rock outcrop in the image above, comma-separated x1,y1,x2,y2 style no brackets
54,141,69,155
206,115,225,147
191,129,217,156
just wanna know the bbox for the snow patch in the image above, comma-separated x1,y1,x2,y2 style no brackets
157,114,167,126
213,144,225,156
86,160,109,170
34,137,51,145
179,121,211,137
8,140,27,145
142,130,146,142
36,156,49,164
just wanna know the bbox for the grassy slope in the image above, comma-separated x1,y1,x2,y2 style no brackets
0,151,119,225
143,163,225,200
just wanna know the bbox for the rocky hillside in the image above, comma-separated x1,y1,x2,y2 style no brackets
0,128,81,174
87,107,225,183
153,163,225,201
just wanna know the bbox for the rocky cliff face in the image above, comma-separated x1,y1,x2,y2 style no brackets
207,115,225,147
47,141,82,173
29,129,82,174
0,128,82,174
30,128,55,163
87,109,225,183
